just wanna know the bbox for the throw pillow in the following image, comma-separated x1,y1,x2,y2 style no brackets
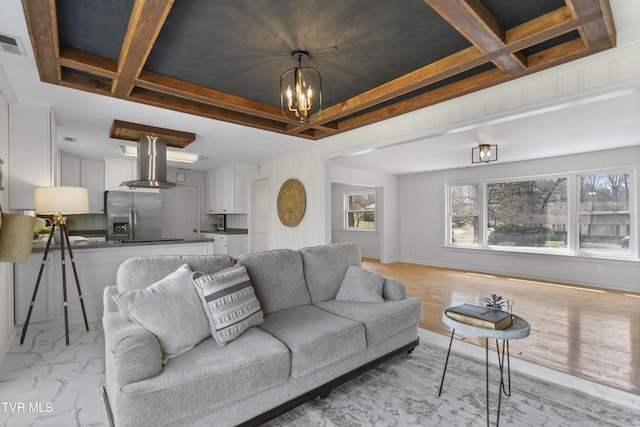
335,265,385,303
112,264,211,364
192,265,264,346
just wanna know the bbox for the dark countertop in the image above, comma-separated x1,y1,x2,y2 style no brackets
201,228,248,235
31,238,214,253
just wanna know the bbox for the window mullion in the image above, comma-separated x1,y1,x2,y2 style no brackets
480,182,487,248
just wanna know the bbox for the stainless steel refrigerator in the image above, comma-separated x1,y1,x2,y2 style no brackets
105,191,163,241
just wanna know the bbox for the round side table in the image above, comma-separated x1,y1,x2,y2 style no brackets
438,309,531,427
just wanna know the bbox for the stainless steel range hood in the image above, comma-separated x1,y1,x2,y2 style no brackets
120,135,176,189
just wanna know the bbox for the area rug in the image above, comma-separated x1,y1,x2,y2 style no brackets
265,334,640,427
3,325,638,426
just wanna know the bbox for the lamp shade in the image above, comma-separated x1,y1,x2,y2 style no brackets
35,186,89,215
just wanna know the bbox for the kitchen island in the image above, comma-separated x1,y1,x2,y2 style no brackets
16,239,216,333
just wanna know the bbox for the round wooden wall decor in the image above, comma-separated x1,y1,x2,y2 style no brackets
277,178,306,227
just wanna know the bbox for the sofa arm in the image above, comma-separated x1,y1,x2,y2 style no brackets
103,286,162,387
383,278,408,301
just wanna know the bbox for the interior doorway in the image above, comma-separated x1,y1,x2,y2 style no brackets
250,178,270,252
161,184,199,239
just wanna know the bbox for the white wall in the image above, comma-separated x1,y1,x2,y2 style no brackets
331,183,380,259
398,146,640,292
331,166,400,262
248,41,640,289
0,89,15,364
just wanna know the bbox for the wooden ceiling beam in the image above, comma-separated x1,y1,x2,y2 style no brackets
337,68,509,132
112,0,174,98
59,68,113,95
20,0,59,83
59,45,118,80
565,0,616,49
136,70,286,122
289,46,486,135
136,71,340,136
424,0,527,74
21,0,616,141
291,5,606,135
127,88,315,138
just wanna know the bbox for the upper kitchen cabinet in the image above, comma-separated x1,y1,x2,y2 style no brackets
59,153,105,213
104,158,134,191
81,160,105,212
104,158,158,193
206,163,248,214
8,102,54,209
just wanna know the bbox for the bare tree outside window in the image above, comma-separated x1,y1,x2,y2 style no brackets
345,191,375,230
449,184,479,245
445,168,633,258
579,172,630,253
487,178,567,248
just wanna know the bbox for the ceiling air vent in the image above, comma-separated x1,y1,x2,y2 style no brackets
0,33,26,57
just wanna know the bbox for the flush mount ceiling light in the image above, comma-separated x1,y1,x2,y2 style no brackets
280,50,322,123
472,144,498,164
118,145,199,164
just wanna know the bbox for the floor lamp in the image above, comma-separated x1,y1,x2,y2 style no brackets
20,186,90,345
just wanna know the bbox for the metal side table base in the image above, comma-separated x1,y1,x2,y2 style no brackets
438,311,530,427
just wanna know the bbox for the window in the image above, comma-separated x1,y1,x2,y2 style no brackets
448,184,479,245
446,168,635,259
578,172,630,255
487,178,567,249
344,191,375,230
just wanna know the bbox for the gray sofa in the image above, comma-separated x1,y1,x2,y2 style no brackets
102,243,422,426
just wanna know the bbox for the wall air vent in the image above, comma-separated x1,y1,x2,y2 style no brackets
0,33,26,57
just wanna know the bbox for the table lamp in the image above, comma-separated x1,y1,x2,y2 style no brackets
20,186,90,345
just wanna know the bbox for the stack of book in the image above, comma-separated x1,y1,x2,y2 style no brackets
445,304,513,330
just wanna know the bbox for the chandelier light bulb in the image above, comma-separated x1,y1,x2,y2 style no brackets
280,50,322,123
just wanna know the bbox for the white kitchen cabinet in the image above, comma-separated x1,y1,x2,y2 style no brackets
59,153,81,186
206,163,248,213
201,232,248,257
14,241,215,330
104,158,134,191
81,159,105,213
59,154,104,213
14,251,55,326
104,158,157,193
8,102,53,209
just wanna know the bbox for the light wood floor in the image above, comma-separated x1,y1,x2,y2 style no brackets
362,259,640,396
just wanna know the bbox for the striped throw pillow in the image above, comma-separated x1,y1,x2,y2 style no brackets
192,266,264,346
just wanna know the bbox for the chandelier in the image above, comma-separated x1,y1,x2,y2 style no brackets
280,50,322,123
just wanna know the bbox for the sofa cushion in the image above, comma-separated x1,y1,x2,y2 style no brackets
237,249,311,315
315,297,423,347
383,278,408,301
258,305,366,378
122,328,290,418
117,255,235,293
299,242,362,303
112,264,210,363
192,266,264,345
335,265,385,303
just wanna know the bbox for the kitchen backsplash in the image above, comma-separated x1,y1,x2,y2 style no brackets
64,214,105,231
53,212,248,234
217,214,247,230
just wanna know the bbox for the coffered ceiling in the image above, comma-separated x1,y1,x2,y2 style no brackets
22,0,615,141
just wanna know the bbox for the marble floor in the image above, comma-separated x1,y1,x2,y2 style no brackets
0,323,107,427
0,323,637,426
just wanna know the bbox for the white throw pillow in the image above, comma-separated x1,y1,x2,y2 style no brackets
192,265,264,346
113,264,211,363
335,265,385,303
